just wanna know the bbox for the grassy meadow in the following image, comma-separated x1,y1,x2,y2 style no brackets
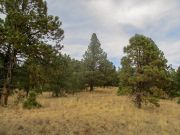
0,87,180,135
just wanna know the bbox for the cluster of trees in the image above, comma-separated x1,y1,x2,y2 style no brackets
0,0,64,105
118,34,180,108
0,0,118,106
0,1,179,108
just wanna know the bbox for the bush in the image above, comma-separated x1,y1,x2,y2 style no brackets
148,97,160,107
23,91,41,109
149,87,167,99
131,94,160,108
177,97,180,104
13,89,26,105
117,87,132,96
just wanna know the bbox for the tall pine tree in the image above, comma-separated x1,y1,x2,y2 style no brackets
119,34,169,108
83,33,106,91
0,0,64,105
83,33,117,91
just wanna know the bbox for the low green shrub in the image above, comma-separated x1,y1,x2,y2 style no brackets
117,87,132,96
177,97,180,104
13,89,26,105
148,97,160,107
149,87,167,99
23,91,41,109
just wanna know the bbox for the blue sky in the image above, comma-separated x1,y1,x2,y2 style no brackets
46,0,180,69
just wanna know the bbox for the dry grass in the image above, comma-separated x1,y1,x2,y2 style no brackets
0,87,180,135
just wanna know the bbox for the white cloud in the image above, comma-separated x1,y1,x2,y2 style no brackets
159,40,180,68
82,0,179,29
62,44,87,60
46,0,180,68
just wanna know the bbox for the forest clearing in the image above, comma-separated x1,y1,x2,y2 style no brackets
0,87,180,135
0,0,180,135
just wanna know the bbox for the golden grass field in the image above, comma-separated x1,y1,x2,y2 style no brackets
0,87,180,135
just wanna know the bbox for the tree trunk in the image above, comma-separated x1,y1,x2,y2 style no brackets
1,75,10,106
1,59,12,105
135,93,142,108
26,89,29,97
1,47,16,106
0,90,2,103
1,84,8,105
90,84,94,92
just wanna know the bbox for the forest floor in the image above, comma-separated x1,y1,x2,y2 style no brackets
0,87,180,135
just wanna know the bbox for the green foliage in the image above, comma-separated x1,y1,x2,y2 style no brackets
11,47,86,98
149,87,167,98
83,33,105,91
13,89,26,105
0,53,4,88
119,34,169,108
175,67,180,96
177,97,180,104
132,94,160,108
147,97,160,107
98,58,119,87
66,59,86,93
117,87,132,96
23,91,41,109
0,0,64,105
83,33,118,91
44,54,86,97
162,65,180,98
1,0,179,108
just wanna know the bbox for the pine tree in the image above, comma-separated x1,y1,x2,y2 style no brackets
83,33,117,90
175,67,180,96
98,58,118,87
83,33,107,91
119,34,169,108
0,0,64,105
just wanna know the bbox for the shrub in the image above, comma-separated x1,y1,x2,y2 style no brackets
148,97,160,107
23,91,41,109
132,94,160,108
117,87,132,96
149,87,167,99
177,97,180,104
13,89,26,105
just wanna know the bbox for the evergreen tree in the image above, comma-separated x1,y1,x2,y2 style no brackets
119,34,169,108
165,65,177,98
83,33,118,91
66,59,86,94
48,54,85,97
175,67,180,96
98,57,119,87
0,0,64,105
83,33,107,91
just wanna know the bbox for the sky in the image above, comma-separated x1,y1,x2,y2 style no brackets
46,0,180,69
